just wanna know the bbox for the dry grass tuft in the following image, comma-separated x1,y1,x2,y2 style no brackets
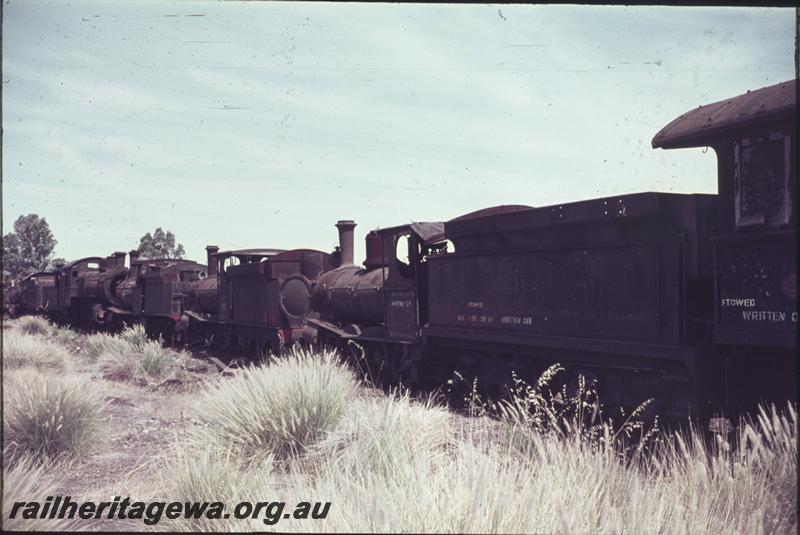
2,331,70,372
87,325,187,383
191,347,358,459
309,390,451,479
13,315,54,337
154,442,274,531
3,371,107,461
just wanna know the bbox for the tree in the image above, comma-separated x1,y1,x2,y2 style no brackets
136,228,185,260
2,214,58,286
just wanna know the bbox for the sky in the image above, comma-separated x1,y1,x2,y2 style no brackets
2,2,796,265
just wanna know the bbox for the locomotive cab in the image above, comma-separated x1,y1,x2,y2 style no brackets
371,222,447,342
653,78,797,409
55,256,104,313
653,79,797,349
311,220,446,343
16,271,57,314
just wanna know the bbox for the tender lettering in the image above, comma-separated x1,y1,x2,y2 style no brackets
500,316,533,326
741,310,787,322
720,298,756,308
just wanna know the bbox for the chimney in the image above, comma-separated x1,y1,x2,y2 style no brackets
335,220,356,267
112,251,127,267
128,251,141,276
206,245,219,276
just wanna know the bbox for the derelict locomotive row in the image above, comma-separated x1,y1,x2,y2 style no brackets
5,80,797,418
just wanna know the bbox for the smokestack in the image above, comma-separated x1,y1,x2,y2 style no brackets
206,245,219,276
335,220,356,267
128,251,141,276
112,251,126,267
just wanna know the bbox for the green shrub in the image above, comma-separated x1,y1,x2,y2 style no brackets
193,348,357,458
2,331,69,372
3,372,107,460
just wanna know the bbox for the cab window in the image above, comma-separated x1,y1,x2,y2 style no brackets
735,131,792,228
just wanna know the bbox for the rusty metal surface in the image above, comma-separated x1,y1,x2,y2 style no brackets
364,231,390,269
55,256,106,311
183,276,219,315
409,222,445,245
335,220,356,266
713,230,796,348
280,274,313,320
313,265,387,326
373,221,447,246
140,260,207,317
202,247,331,328
652,79,797,149
19,272,56,311
449,204,533,223
206,245,219,276
428,192,718,346
269,249,332,280
114,274,139,312
385,288,418,341
445,193,717,258
427,244,663,343
217,248,286,259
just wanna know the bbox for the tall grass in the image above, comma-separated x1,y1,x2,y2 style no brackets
3,371,107,461
152,347,796,533
2,457,81,531
2,331,70,372
191,348,358,458
272,403,797,534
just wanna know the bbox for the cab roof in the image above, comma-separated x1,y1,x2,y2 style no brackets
652,79,796,149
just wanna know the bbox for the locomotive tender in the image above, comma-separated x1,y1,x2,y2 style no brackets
6,79,796,417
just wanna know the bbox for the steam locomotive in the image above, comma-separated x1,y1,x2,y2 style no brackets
5,79,796,417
